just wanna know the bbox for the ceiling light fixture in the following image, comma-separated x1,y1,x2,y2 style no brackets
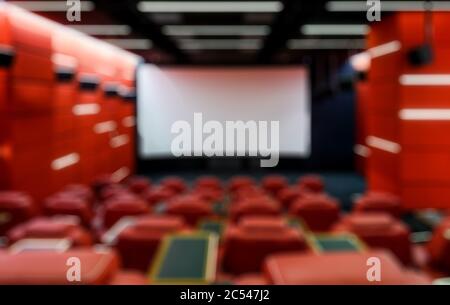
137,1,283,13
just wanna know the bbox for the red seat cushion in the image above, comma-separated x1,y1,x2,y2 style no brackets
43,195,93,226
160,177,186,194
103,197,151,228
264,250,430,285
233,273,269,285
166,196,213,226
7,217,93,247
230,198,281,223
63,184,94,205
108,271,148,285
289,194,340,232
261,175,288,196
428,217,450,272
0,249,120,285
228,176,255,193
354,192,403,218
333,213,412,265
127,176,151,194
195,176,222,190
0,191,37,235
116,215,186,272
143,186,176,207
298,175,324,193
277,187,308,209
223,216,307,274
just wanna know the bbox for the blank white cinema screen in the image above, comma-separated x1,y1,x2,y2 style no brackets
137,66,311,158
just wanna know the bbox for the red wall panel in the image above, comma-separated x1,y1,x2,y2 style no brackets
0,4,139,199
363,12,450,210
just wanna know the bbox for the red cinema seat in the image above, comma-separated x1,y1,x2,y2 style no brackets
333,213,412,265
289,194,340,232
298,175,324,193
354,192,403,218
232,186,266,203
143,186,176,207
109,271,148,285
193,187,224,203
0,192,38,235
261,175,288,196
195,176,222,190
223,216,307,274
264,250,430,285
228,176,255,193
166,195,214,226
233,274,269,285
277,186,309,209
103,197,151,229
115,215,187,272
7,217,93,247
100,184,132,202
0,249,120,285
127,176,151,195
160,177,186,194
43,194,93,227
63,184,94,205
230,197,281,223
427,217,450,272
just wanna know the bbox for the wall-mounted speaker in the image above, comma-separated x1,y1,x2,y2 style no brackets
79,74,100,91
408,44,434,66
55,67,75,82
103,83,119,97
0,45,15,68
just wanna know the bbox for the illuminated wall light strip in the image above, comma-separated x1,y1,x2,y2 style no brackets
122,116,136,128
350,41,401,71
67,25,132,36
72,104,100,116
111,167,131,183
110,135,130,148
368,41,402,58
366,136,401,154
399,74,450,86
137,1,283,13
9,1,95,12
301,24,369,36
354,144,371,157
326,1,450,12
52,53,78,69
399,109,450,120
288,39,365,50
349,52,371,72
162,25,271,36
51,153,80,171
94,121,117,134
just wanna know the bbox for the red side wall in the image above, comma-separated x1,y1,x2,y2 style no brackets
363,12,450,209
0,5,139,202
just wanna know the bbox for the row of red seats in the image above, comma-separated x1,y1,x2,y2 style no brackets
0,174,407,245
0,247,429,285
0,174,448,284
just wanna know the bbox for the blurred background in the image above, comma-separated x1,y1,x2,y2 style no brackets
1,0,450,286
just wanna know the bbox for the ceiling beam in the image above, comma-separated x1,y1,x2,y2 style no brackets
256,0,328,63
93,0,189,63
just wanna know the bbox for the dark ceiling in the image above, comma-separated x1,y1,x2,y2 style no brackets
9,0,376,65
